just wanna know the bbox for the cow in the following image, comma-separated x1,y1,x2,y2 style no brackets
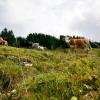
32,43,39,48
36,46,45,51
31,42,46,51
0,37,8,46
63,37,91,53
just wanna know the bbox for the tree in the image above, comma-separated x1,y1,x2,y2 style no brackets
59,35,69,48
26,33,60,49
16,37,28,48
90,41,100,48
0,28,16,46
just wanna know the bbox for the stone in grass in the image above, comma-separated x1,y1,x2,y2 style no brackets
71,96,78,100
21,61,33,67
11,89,17,94
24,62,32,67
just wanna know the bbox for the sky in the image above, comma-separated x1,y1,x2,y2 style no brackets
0,0,100,42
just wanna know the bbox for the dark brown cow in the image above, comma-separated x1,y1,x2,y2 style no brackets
63,37,91,52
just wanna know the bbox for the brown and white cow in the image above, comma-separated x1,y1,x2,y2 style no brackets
63,37,91,52
0,37,8,46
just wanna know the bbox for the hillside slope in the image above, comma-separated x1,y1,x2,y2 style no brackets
0,46,100,100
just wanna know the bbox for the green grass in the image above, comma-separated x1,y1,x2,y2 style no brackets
0,46,100,100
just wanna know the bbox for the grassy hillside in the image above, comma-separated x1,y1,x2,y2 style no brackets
0,46,100,100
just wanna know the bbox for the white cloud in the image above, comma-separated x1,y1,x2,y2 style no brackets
0,0,100,41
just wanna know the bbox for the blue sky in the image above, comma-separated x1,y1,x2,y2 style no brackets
0,0,100,41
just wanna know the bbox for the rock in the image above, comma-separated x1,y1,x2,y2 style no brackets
71,96,78,100
21,61,33,67
11,89,16,94
7,93,11,97
24,62,33,67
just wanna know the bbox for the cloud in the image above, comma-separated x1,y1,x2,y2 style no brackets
0,0,100,41
69,0,100,41
71,13,100,41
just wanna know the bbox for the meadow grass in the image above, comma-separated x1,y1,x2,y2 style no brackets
0,46,100,100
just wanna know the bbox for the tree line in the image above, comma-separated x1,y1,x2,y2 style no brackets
0,28,100,49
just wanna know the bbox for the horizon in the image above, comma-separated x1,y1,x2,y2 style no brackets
0,27,100,42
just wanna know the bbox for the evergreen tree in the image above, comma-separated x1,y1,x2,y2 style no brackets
16,37,27,48
59,35,69,48
0,28,16,46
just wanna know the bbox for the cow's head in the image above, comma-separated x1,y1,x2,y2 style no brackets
63,36,70,43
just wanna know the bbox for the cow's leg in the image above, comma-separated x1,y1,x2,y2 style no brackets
74,45,77,54
70,45,77,54
85,45,91,54
88,44,92,55
84,45,88,53
1,41,4,45
89,44,92,51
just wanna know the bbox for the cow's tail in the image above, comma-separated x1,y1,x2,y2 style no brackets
88,40,92,49
89,40,92,49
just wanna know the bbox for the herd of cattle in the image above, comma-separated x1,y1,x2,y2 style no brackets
0,36,92,52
